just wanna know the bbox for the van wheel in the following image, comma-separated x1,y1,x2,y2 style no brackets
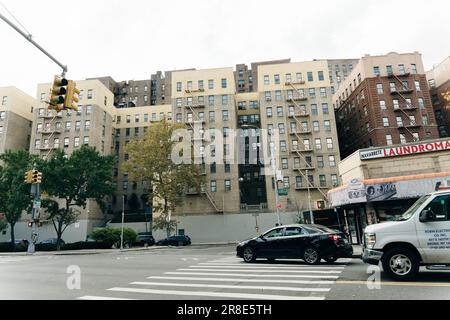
243,246,256,263
382,247,420,281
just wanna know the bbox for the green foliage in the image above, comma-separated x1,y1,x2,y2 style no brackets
40,146,115,250
90,227,137,247
152,215,177,234
123,119,202,237
0,150,40,247
0,219,7,233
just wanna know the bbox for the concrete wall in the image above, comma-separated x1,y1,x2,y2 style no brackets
110,211,301,243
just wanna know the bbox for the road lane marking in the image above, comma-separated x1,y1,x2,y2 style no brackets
178,268,342,274
149,276,335,285
107,287,325,300
77,296,138,300
336,280,450,287
197,264,346,270
131,281,331,292
165,272,339,279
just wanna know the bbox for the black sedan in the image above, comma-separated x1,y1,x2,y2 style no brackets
156,235,191,246
236,224,353,264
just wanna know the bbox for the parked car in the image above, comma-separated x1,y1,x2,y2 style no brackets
236,224,353,264
363,190,450,281
39,238,65,245
309,224,350,241
135,232,155,247
156,235,191,246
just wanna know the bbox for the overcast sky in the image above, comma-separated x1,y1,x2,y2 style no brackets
1,0,449,97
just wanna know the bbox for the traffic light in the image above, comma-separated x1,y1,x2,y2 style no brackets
64,80,80,111
31,170,42,184
49,76,68,111
24,170,33,184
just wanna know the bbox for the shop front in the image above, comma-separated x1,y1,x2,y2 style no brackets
328,173,450,245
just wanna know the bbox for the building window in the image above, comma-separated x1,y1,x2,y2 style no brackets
283,177,290,189
281,158,289,170
331,175,338,187
176,82,182,92
224,180,231,191
329,155,336,167
423,115,429,126
319,175,326,187
264,75,270,85
307,72,314,82
286,73,292,83
209,111,215,123
211,181,217,193
87,90,93,99
315,138,322,150
418,98,425,109
208,80,214,90
392,99,399,110
85,120,91,130
280,140,287,152
274,74,280,84
324,120,331,132
75,121,81,131
84,136,89,145
225,161,231,173
222,95,228,106
322,103,329,115
65,121,71,131
415,81,421,91
412,132,419,141
409,115,417,126
219,110,227,121
320,87,327,98
309,88,316,97
313,121,320,132
221,79,227,89
383,117,390,127
311,104,318,115
64,138,69,148
318,71,324,81
377,83,384,94
400,134,407,144
265,91,272,101
74,137,80,148
373,66,380,76
198,80,204,90
411,64,417,74
317,156,324,168
276,106,284,117
278,123,285,134
386,134,393,146
275,90,282,101
326,138,333,150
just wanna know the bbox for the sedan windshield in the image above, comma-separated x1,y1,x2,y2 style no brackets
397,195,431,222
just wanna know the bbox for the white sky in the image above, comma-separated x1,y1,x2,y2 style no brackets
1,0,449,97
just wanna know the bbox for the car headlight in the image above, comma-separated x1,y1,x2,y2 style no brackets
365,233,376,249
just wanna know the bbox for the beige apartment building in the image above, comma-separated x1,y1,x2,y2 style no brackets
0,86,35,154
258,60,341,214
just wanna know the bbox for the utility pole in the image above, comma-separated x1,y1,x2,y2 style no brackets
0,11,68,76
306,169,314,224
270,134,282,226
25,166,42,254
120,195,125,250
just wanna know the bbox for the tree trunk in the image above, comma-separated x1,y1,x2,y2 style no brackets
164,198,170,238
56,220,63,251
10,222,16,251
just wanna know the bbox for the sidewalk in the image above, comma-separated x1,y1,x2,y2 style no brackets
0,246,168,257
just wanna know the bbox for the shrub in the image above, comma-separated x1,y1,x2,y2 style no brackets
0,242,27,252
90,227,137,247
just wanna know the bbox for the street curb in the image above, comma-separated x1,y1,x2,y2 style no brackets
0,246,168,257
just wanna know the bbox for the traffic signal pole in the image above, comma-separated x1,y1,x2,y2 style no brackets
25,166,42,254
0,11,68,76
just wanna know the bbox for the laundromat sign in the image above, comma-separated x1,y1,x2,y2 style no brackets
360,139,450,160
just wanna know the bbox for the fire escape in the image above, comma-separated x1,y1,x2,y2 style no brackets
37,101,63,159
388,71,421,142
285,82,330,204
184,89,224,213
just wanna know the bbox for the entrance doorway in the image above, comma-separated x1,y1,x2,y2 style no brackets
345,207,367,245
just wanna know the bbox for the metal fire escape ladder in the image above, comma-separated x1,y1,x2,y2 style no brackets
186,103,223,213
389,73,421,142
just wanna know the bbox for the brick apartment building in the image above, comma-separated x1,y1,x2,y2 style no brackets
334,52,440,160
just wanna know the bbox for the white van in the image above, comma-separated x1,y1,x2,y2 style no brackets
362,190,450,280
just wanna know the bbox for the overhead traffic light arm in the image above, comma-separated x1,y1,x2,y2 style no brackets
0,11,68,76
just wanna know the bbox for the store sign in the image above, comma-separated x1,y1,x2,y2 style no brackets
360,139,450,161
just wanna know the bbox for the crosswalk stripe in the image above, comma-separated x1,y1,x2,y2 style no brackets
178,268,342,274
202,262,348,268
107,287,325,300
131,281,331,292
165,272,339,279
194,264,346,270
77,296,138,300
149,276,335,285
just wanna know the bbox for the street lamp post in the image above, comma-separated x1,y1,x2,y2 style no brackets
120,195,125,250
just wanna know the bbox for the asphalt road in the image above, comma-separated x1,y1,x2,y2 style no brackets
0,245,449,300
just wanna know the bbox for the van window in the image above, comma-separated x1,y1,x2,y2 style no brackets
423,195,450,222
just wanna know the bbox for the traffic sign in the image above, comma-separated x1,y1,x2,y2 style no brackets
278,188,288,196
33,199,41,209
276,203,282,209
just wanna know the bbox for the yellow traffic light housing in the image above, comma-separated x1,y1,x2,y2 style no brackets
64,80,80,111
49,76,68,111
24,170,33,184
31,170,42,184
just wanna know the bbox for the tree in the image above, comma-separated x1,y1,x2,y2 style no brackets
0,151,37,248
0,219,7,234
90,227,137,248
41,146,115,250
123,119,201,237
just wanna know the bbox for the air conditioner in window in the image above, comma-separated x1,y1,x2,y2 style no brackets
316,200,326,210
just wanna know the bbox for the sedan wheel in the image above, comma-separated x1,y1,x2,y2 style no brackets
243,246,256,263
303,247,321,265
324,257,338,264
